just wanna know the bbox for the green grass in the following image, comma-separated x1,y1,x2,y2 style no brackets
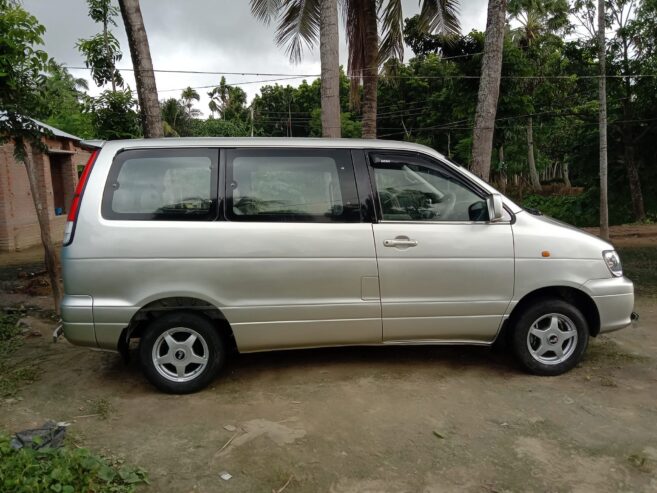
618,247,657,297
0,312,21,358
0,312,40,398
0,365,40,398
0,434,148,492
89,398,114,420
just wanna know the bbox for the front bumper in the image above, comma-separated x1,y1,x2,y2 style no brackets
584,277,634,334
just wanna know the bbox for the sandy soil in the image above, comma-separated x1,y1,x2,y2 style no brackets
1,230,656,492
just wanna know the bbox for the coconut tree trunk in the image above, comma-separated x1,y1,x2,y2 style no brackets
361,0,378,139
617,21,645,221
598,0,609,240
526,116,541,192
118,0,163,138
25,148,62,314
621,125,645,221
471,0,507,181
320,0,341,138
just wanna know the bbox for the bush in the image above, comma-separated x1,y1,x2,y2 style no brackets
522,191,599,227
0,434,148,492
191,118,250,137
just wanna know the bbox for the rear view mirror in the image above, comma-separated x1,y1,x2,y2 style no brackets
486,193,504,222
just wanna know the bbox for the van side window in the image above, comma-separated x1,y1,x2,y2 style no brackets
225,149,360,222
102,148,218,221
370,153,489,222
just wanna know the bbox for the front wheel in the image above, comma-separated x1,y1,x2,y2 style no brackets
139,312,225,393
511,299,589,376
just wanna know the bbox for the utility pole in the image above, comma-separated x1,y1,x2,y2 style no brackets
250,106,254,137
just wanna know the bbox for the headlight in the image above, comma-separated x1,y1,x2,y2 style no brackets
603,250,623,277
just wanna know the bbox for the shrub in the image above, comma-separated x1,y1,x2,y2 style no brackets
0,434,148,492
522,191,598,227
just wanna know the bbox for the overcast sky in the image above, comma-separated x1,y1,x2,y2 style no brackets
24,0,488,115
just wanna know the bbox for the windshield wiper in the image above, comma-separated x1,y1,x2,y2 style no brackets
524,207,543,216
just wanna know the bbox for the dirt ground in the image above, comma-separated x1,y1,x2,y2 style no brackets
583,224,657,248
1,227,657,492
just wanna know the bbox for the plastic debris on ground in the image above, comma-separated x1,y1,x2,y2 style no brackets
10,420,69,450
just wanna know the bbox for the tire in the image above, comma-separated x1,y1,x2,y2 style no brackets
139,311,225,393
511,299,589,376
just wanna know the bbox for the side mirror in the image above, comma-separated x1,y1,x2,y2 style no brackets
486,193,504,222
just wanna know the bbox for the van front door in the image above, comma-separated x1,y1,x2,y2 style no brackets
368,151,514,343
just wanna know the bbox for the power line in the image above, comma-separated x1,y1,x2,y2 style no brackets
64,52,482,78
374,98,635,137
254,98,600,126
64,64,657,80
156,76,308,94
377,117,657,138
64,66,320,78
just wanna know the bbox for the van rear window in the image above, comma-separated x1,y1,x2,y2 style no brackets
102,148,218,221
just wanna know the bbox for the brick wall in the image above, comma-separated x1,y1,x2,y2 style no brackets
0,138,91,251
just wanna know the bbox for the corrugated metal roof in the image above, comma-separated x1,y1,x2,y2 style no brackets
0,111,83,141
30,117,82,141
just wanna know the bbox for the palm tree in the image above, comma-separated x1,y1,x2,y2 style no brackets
181,86,201,118
208,77,249,121
160,97,189,136
470,0,507,182
250,0,460,139
208,77,229,118
117,0,163,137
320,0,341,137
507,0,570,192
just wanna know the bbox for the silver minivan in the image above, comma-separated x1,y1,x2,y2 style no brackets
61,138,635,393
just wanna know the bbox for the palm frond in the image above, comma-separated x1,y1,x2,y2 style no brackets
250,0,284,24
74,78,89,91
418,0,461,37
181,87,200,102
378,0,404,63
275,0,322,63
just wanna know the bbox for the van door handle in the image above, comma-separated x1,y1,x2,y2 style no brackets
383,237,418,248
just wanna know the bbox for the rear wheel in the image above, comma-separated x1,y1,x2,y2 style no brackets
139,312,225,393
512,299,589,376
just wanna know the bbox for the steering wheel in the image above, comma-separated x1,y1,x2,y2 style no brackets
379,190,402,214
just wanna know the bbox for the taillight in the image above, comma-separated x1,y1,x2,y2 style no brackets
63,150,99,246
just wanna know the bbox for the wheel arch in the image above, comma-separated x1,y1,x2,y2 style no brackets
118,297,237,358
502,286,601,339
